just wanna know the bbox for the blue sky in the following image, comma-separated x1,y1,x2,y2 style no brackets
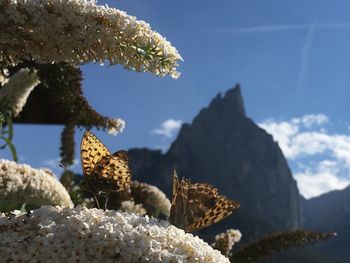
3,0,350,198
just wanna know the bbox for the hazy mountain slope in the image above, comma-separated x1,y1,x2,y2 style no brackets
300,186,350,262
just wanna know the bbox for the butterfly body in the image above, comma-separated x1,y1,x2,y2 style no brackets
80,131,131,198
170,171,240,232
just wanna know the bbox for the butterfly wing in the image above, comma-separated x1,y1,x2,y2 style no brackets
170,170,181,223
89,150,131,193
111,150,132,191
80,130,111,177
170,172,188,229
185,187,240,232
171,170,180,204
170,174,240,232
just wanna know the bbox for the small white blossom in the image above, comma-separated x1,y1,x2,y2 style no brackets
0,159,73,208
212,229,242,256
0,68,40,117
0,206,229,262
107,118,125,135
0,0,182,78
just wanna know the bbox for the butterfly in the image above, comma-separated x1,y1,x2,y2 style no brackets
169,170,240,232
80,130,131,209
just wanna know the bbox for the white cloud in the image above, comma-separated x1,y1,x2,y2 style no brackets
258,114,350,198
293,112,329,128
294,159,344,199
153,144,169,154
152,119,182,138
295,170,349,199
259,119,299,158
259,114,330,159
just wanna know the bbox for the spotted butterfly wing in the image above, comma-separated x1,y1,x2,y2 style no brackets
80,131,131,195
170,170,240,232
111,150,132,191
80,130,110,178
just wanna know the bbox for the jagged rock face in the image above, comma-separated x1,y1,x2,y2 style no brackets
129,85,301,241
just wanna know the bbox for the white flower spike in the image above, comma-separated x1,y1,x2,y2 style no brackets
0,206,229,262
0,0,182,78
0,159,73,208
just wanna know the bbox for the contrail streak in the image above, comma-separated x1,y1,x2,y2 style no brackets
211,22,350,93
213,23,350,34
214,24,311,33
297,24,316,94
319,23,350,29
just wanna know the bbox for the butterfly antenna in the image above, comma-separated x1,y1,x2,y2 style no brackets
173,169,178,179
104,194,109,211
93,195,101,209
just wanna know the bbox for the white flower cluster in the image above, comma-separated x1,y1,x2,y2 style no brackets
107,118,125,136
0,68,40,117
0,0,182,78
120,200,146,215
212,229,242,256
0,206,229,262
0,159,73,208
131,181,171,217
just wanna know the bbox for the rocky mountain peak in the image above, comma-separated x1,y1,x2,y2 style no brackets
129,84,301,241
208,84,246,117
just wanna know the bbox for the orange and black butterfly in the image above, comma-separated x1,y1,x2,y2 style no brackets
170,170,240,232
80,130,131,209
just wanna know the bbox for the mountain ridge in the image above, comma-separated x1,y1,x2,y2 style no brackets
300,186,350,262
